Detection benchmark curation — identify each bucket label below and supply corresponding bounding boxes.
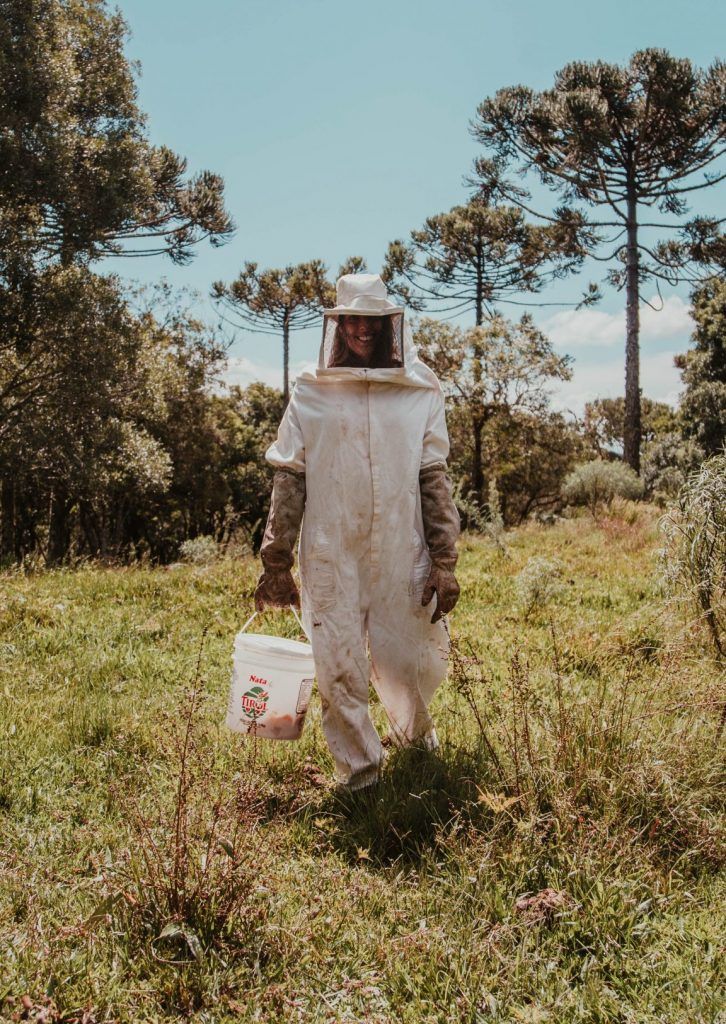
[240,685,269,720]
[296,678,315,715]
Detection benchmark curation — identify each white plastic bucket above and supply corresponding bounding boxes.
[225,609,317,741]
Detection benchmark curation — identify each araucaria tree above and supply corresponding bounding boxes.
[212,261,336,403]
[0,0,234,270]
[383,193,591,326]
[471,49,726,472]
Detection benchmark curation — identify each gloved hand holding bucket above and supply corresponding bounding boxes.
[225,606,316,741]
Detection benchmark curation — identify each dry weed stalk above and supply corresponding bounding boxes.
[101,627,269,959]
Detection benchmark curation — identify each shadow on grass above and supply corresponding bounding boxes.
[307,741,497,867]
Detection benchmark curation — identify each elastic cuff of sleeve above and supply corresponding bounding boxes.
[419,461,449,477]
[260,556,294,573]
[430,555,458,571]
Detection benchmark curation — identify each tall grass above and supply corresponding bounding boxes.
[1,514,724,1022]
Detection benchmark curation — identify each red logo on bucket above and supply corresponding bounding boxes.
[249,673,268,687]
[240,685,269,720]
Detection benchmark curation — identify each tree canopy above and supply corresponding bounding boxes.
[676,275,726,455]
[383,196,591,326]
[471,48,726,472]
[0,0,234,275]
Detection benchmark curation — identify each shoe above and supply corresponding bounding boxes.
[333,768,381,797]
[381,726,439,752]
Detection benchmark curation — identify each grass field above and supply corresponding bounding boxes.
[1,506,724,1023]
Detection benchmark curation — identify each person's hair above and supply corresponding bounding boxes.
[329,314,403,368]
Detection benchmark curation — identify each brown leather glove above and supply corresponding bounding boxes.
[421,566,460,623]
[254,469,306,612]
[419,462,461,623]
[255,570,301,611]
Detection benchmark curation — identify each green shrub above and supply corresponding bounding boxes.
[660,450,726,662]
[514,555,566,618]
[453,479,508,555]
[562,459,644,516]
[178,535,219,565]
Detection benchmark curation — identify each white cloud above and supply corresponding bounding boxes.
[549,349,682,416]
[222,356,310,390]
[541,294,693,350]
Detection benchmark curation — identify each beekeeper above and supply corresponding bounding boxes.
[254,273,460,791]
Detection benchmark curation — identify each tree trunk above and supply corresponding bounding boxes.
[471,323,485,503]
[282,319,290,405]
[47,484,71,564]
[472,417,484,503]
[1,475,16,562]
[623,185,641,473]
[475,248,484,327]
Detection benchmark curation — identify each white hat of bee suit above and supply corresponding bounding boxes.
[322,273,404,316]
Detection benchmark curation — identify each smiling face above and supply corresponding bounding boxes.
[326,311,403,369]
[340,315,386,363]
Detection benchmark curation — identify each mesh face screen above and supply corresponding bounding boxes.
[321,312,404,369]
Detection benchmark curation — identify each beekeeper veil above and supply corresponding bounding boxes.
[320,274,405,370]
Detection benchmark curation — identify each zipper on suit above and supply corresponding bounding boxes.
[365,372,381,580]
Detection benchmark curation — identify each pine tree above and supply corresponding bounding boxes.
[472,49,726,472]
[211,262,334,404]
[383,194,592,327]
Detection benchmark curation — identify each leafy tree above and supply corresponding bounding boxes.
[383,195,590,326]
[0,0,233,272]
[0,271,238,563]
[487,411,585,523]
[583,396,679,458]
[0,0,233,563]
[0,268,183,561]
[205,383,285,551]
[414,315,574,514]
[211,261,336,403]
[641,432,703,503]
[676,276,726,455]
[0,269,290,565]
[472,49,726,472]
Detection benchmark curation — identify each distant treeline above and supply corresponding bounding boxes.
[1,268,723,565]
[1,0,723,564]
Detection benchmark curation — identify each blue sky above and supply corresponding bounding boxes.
[106,0,725,412]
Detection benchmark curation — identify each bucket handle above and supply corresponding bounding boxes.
[239,604,304,635]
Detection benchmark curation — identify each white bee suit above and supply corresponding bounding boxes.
[265,319,457,790]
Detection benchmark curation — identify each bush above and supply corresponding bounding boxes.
[179,535,219,565]
[660,450,726,662]
[514,555,566,618]
[104,640,269,961]
[562,459,644,516]
[453,479,508,555]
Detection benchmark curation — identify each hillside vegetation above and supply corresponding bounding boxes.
[1,508,724,1023]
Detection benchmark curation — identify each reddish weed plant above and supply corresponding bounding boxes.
[100,629,270,962]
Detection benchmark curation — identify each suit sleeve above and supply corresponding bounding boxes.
[420,385,451,470]
[265,392,306,474]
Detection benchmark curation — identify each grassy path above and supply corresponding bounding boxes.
[1,510,724,1022]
